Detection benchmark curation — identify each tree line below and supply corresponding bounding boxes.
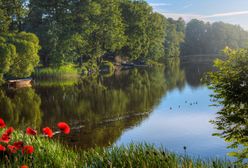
[1,0,248,81]
[26,0,185,65]
[0,0,185,80]
[182,19,248,55]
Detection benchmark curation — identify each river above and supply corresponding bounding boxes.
[0,57,232,159]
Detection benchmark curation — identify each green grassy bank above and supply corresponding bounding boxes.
[0,131,244,168]
[33,64,79,79]
[32,61,116,79]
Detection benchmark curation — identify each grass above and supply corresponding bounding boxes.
[34,78,79,87]
[33,64,79,79]
[0,130,245,168]
[80,144,242,168]
[0,130,79,167]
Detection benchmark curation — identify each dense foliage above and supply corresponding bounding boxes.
[182,19,248,55]
[0,32,40,81]
[207,48,248,162]
[164,18,185,58]
[0,0,40,82]
[26,0,182,66]
[0,0,186,79]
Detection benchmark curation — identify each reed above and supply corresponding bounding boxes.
[0,131,243,168]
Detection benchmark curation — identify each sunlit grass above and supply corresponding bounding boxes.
[34,78,79,87]
[79,144,241,168]
[33,64,79,79]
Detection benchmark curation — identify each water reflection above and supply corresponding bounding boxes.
[33,67,169,148]
[0,57,235,158]
[0,88,42,129]
[182,62,214,88]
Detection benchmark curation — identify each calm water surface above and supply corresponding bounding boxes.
[0,58,232,159]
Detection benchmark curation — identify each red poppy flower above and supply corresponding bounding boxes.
[0,133,10,143]
[0,118,6,128]
[42,127,53,138]
[26,127,37,136]
[22,146,34,154]
[57,122,70,134]
[7,145,17,153]
[5,127,14,136]
[0,144,6,151]
[21,165,28,168]
[13,141,24,150]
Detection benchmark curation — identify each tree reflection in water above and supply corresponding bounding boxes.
[0,88,42,129]
[0,58,215,150]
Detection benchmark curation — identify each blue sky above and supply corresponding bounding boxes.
[147,0,248,30]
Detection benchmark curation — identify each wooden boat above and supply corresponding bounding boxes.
[8,78,32,88]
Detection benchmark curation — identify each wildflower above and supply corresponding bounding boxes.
[5,127,14,136]
[0,118,6,128]
[0,133,10,143]
[22,146,34,154]
[7,145,17,153]
[42,127,53,138]
[57,122,70,134]
[13,141,24,150]
[21,165,28,168]
[26,127,37,136]
[0,144,6,151]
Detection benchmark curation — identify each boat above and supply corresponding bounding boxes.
[8,78,32,88]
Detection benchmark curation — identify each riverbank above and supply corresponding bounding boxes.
[32,60,160,79]
[0,130,243,168]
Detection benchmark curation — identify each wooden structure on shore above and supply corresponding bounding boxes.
[8,78,32,88]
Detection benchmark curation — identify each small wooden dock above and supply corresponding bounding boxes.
[8,78,32,88]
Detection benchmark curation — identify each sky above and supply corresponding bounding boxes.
[147,0,248,30]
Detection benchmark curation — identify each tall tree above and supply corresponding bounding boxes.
[0,32,40,80]
[0,0,27,32]
[145,12,167,61]
[182,19,248,55]
[71,0,126,63]
[120,0,152,60]
[164,18,185,58]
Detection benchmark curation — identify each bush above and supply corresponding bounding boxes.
[0,32,40,80]
[207,48,248,162]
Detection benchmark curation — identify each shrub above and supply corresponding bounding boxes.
[207,48,248,162]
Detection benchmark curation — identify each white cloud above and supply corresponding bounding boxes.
[183,4,193,9]
[162,10,248,22]
[161,12,203,22]
[161,11,248,30]
[202,11,248,19]
[149,3,171,7]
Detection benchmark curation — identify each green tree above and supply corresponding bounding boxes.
[182,19,248,55]
[0,0,27,32]
[0,32,40,80]
[0,5,11,32]
[27,0,126,66]
[0,39,16,82]
[146,12,166,61]
[207,48,248,162]
[120,0,152,60]
[182,19,207,55]
[164,18,185,58]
